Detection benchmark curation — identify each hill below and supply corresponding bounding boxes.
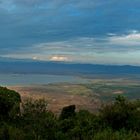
[0,58,140,75]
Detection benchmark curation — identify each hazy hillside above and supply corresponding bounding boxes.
[0,58,140,75]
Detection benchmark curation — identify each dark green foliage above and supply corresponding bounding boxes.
[0,87,140,140]
[0,87,21,120]
[59,105,76,120]
[22,99,48,118]
[93,129,140,140]
[21,99,58,140]
[100,95,140,131]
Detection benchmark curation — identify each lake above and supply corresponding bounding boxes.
[0,74,89,86]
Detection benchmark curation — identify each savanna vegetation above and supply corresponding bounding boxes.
[0,86,140,140]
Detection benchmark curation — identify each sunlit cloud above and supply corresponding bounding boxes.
[49,56,68,62]
[32,56,38,60]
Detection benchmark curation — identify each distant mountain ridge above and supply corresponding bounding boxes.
[0,57,140,75]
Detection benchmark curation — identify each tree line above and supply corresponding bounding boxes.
[0,86,140,140]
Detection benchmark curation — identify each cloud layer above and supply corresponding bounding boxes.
[0,0,140,65]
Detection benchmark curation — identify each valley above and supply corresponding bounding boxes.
[8,77,140,114]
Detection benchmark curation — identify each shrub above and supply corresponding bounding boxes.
[59,105,76,120]
[0,87,21,120]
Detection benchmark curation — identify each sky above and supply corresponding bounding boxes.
[0,0,140,65]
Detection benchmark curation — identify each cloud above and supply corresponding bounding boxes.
[1,0,140,65]
[32,56,38,60]
[0,0,103,8]
[109,31,140,46]
[2,31,140,65]
[49,56,68,61]
[31,32,140,55]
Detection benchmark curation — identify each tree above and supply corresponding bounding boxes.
[59,105,76,120]
[100,95,140,131]
[0,87,21,120]
[21,99,58,140]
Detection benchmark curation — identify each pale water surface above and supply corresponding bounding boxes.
[0,74,89,86]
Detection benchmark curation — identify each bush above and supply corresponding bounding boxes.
[100,95,140,131]
[0,87,140,140]
[59,105,76,120]
[93,129,140,140]
[21,99,58,140]
[0,87,21,120]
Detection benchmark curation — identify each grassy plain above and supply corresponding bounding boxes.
[8,76,140,114]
